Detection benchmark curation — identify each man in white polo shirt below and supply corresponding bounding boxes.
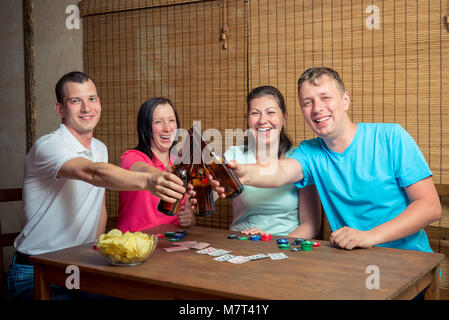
[7,71,189,300]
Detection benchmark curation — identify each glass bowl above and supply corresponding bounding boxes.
[96,235,158,266]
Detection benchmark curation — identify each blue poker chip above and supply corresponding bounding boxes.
[277,238,289,244]
[173,233,185,239]
[249,235,261,241]
[227,234,238,239]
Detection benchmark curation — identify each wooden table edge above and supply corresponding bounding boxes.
[388,253,444,300]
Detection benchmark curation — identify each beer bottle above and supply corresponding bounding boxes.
[157,128,194,216]
[157,163,192,216]
[201,139,244,199]
[191,164,215,217]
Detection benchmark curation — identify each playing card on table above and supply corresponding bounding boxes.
[196,247,217,254]
[227,256,250,264]
[268,252,288,260]
[188,242,210,250]
[247,253,269,261]
[208,249,232,257]
[172,241,197,246]
[163,246,189,252]
[213,254,235,262]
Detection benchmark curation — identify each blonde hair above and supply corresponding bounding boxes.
[297,67,346,94]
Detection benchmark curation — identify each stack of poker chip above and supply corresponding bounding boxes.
[249,235,261,241]
[227,234,270,241]
[277,238,290,249]
[292,238,305,246]
[261,234,272,241]
[301,241,314,251]
[165,230,186,241]
[288,238,302,252]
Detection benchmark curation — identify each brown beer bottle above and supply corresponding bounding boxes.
[201,139,244,199]
[191,164,215,217]
[157,163,192,216]
[157,128,194,216]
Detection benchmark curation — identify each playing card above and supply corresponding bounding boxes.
[187,242,210,250]
[247,253,269,260]
[172,241,197,246]
[268,252,288,260]
[196,247,217,254]
[208,249,232,257]
[163,246,189,252]
[213,254,235,262]
[227,256,250,264]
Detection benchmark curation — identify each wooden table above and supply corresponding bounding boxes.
[31,225,444,300]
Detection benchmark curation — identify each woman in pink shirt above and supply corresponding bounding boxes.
[117,97,194,232]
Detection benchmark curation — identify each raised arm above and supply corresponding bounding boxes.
[58,157,186,203]
[208,158,304,198]
[239,158,304,187]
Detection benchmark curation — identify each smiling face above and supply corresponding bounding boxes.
[247,94,287,146]
[150,103,178,155]
[55,79,101,140]
[298,74,350,140]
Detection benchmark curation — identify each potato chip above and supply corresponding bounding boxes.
[97,229,155,264]
[107,228,123,237]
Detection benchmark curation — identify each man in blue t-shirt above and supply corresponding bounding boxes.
[210,67,441,252]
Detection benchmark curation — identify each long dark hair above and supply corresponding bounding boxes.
[245,85,293,158]
[135,97,180,160]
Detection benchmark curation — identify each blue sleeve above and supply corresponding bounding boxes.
[286,143,314,189]
[392,125,432,187]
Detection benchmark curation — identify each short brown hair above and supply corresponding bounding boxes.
[55,71,94,104]
[297,67,346,94]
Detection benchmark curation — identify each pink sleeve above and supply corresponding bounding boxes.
[121,150,151,170]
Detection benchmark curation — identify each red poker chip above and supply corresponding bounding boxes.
[92,244,98,251]
[261,234,273,241]
[155,233,164,239]
[313,242,321,247]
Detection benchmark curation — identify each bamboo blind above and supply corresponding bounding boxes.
[247,0,449,289]
[82,0,247,229]
[248,0,449,184]
[82,0,449,287]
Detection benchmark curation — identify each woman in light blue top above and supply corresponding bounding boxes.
[224,86,321,237]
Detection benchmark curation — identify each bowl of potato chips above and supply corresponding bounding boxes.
[97,229,157,266]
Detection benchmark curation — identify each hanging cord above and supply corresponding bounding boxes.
[219,0,229,49]
[445,1,449,31]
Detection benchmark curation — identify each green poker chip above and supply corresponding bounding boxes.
[238,236,249,240]
[168,237,180,242]
[301,241,314,251]
[165,231,175,237]
[278,243,290,249]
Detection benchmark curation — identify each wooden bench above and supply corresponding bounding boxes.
[426,184,449,298]
[426,184,449,241]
